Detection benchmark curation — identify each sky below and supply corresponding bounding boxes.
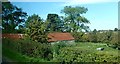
[9,0,119,31]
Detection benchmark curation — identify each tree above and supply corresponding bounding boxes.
[46,14,64,32]
[104,30,113,43]
[71,32,84,42]
[2,2,27,33]
[61,6,90,32]
[93,29,97,33]
[87,32,97,42]
[114,28,118,31]
[25,14,47,43]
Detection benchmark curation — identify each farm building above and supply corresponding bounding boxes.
[47,32,75,44]
[1,32,75,44]
[1,34,24,39]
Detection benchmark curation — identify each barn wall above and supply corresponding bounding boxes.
[50,40,75,45]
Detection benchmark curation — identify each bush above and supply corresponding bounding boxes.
[71,32,84,42]
[51,42,68,60]
[51,42,67,54]
[54,47,119,62]
[71,31,120,50]
[2,38,21,51]
[2,37,53,61]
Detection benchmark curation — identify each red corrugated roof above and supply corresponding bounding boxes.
[1,33,74,42]
[47,32,74,42]
[2,34,23,39]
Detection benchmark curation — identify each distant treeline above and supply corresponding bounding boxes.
[71,30,120,49]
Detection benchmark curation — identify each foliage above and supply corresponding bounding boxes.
[2,38,53,61]
[46,14,64,32]
[51,42,70,54]
[25,14,47,43]
[71,32,84,42]
[114,28,118,31]
[110,31,120,49]
[50,42,67,60]
[2,2,27,33]
[51,41,76,61]
[61,6,90,32]
[54,43,119,62]
[81,33,89,42]
[72,30,120,50]
[3,47,47,62]
[2,37,120,62]
[88,32,97,42]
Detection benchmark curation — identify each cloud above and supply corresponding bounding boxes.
[62,0,119,6]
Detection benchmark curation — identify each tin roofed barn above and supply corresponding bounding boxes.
[2,32,75,44]
[47,32,75,44]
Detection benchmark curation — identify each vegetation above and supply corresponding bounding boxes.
[61,6,90,32]
[54,43,119,62]
[2,1,119,63]
[46,14,64,32]
[2,2,27,33]
[71,30,120,50]
[3,47,47,62]
[3,38,120,63]
[25,14,47,43]
[2,38,53,61]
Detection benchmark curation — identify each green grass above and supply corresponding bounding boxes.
[74,42,119,55]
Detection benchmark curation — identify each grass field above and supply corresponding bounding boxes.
[75,42,119,55]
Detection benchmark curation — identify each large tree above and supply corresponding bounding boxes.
[2,2,27,33]
[61,6,90,32]
[25,14,47,43]
[46,14,64,32]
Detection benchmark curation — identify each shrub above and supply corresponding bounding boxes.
[71,32,84,42]
[25,14,48,43]
[2,38,21,51]
[2,37,53,61]
[50,42,67,60]
[71,31,120,50]
[54,47,119,62]
[51,42,67,54]
[51,41,76,60]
